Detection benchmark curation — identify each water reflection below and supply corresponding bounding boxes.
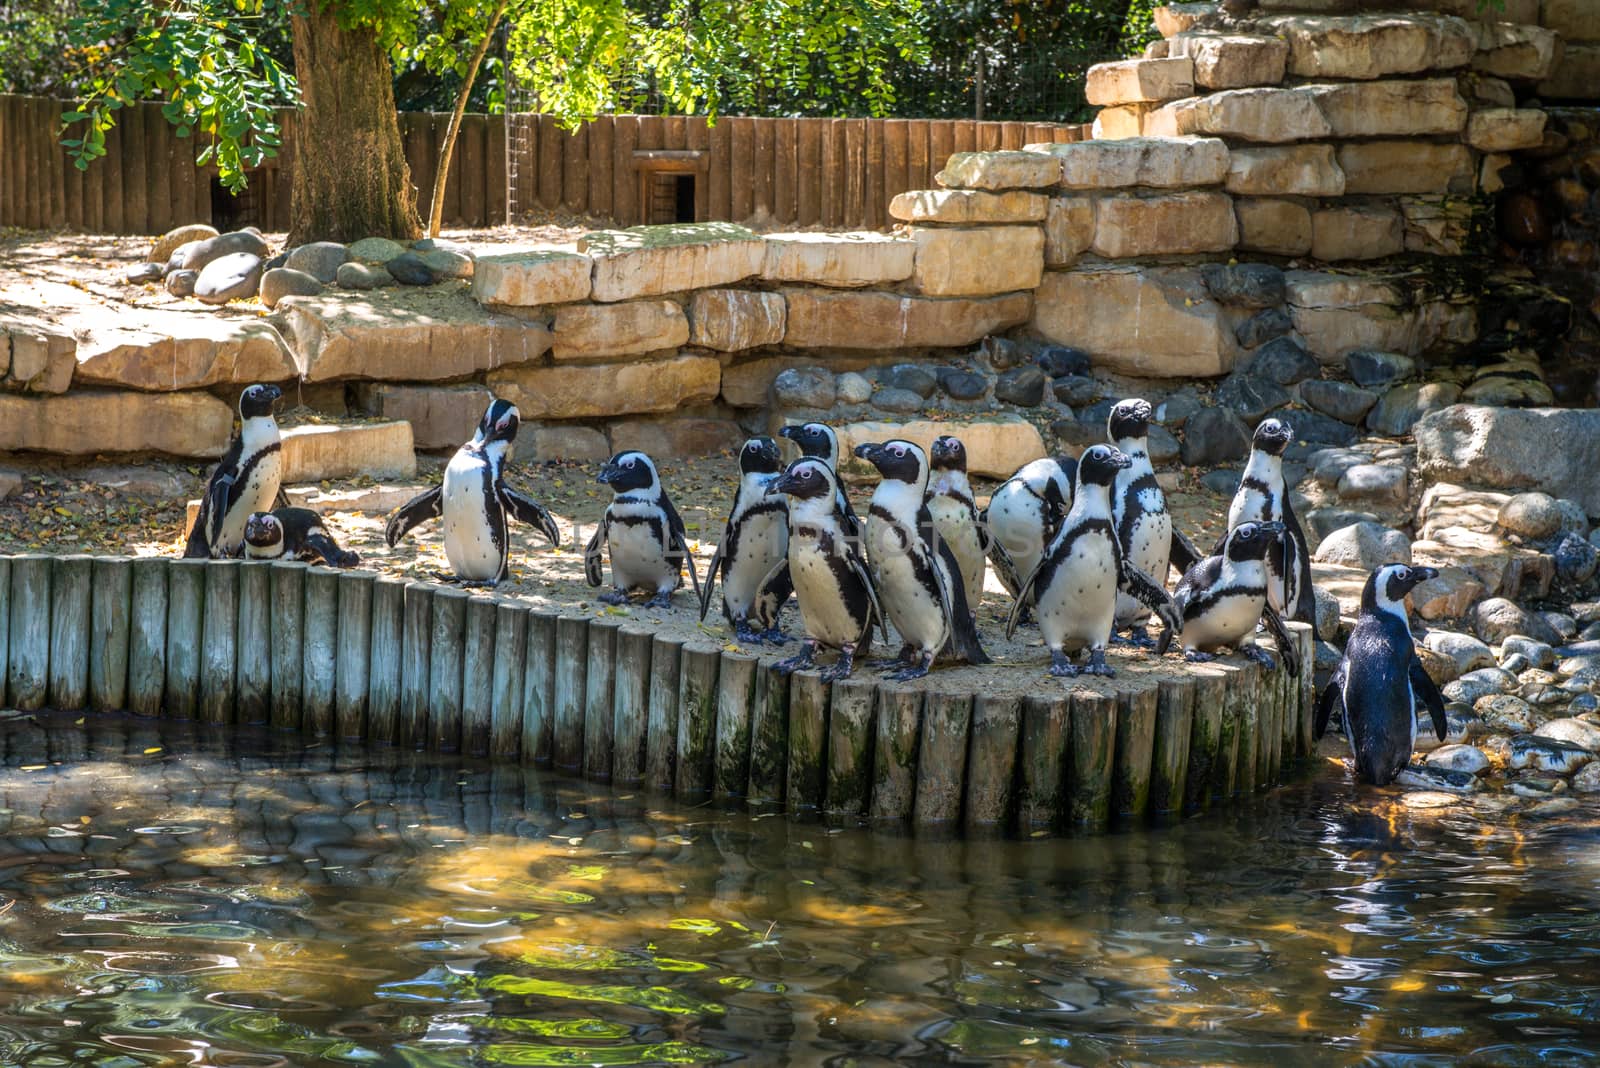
[0,714,1596,1065]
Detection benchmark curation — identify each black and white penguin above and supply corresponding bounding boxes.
[1315,564,1447,786]
[243,508,360,568]
[1006,445,1177,678]
[854,439,989,680]
[1106,398,1201,646]
[585,450,701,608]
[926,435,990,611]
[184,383,284,559]
[1221,417,1315,624]
[385,398,561,586]
[777,422,861,540]
[1160,520,1301,675]
[980,454,1076,609]
[765,457,883,682]
[699,436,792,643]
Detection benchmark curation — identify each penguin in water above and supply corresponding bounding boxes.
[699,436,792,643]
[385,399,562,586]
[1106,398,1202,646]
[765,457,884,682]
[926,435,990,612]
[184,383,285,559]
[1220,417,1315,624]
[777,422,861,539]
[854,439,989,680]
[1315,564,1448,786]
[586,450,701,608]
[1159,520,1301,675]
[980,455,1076,617]
[1006,444,1178,678]
[243,508,360,568]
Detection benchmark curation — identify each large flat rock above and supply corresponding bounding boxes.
[72,309,297,392]
[782,289,1032,349]
[472,249,592,307]
[761,232,915,288]
[935,151,1062,191]
[486,354,721,420]
[1091,191,1238,257]
[1262,13,1473,80]
[1085,57,1196,106]
[0,390,234,457]
[281,421,417,482]
[910,226,1044,296]
[1225,144,1345,196]
[1309,78,1467,137]
[1168,33,1289,89]
[278,286,552,384]
[1416,405,1600,515]
[1031,266,1236,377]
[1028,137,1230,189]
[1147,87,1330,142]
[578,222,764,301]
[0,314,76,394]
[353,383,493,450]
[833,415,1046,479]
[551,299,689,361]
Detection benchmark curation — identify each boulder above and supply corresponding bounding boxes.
[688,289,785,351]
[418,248,473,280]
[353,383,494,450]
[995,366,1048,406]
[284,242,348,284]
[335,262,395,290]
[1335,461,1405,503]
[150,224,219,266]
[935,151,1061,191]
[1215,372,1290,423]
[761,232,915,287]
[1310,204,1405,261]
[1541,0,1600,41]
[1235,197,1313,255]
[383,252,434,286]
[281,421,416,482]
[1224,144,1345,197]
[258,267,323,309]
[1281,408,1358,446]
[1146,87,1330,143]
[1412,566,1485,621]
[472,250,593,306]
[1415,405,1600,515]
[193,252,265,305]
[0,390,234,457]
[1346,348,1416,388]
[1044,197,1096,265]
[1033,137,1230,189]
[487,354,721,420]
[71,311,295,393]
[911,226,1044,296]
[1497,492,1564,540]
[180,231,270,274]
[835,416,1045,479]
[1201,263,1287,308]
[773,367,838,410]
[1540,44,1600,101]
[1308,78,1468,137]
[125,262,163,285]
[1465,107,1547,152]
[1031,266,1236,378]
[1168,34,1290,89]
[1235,307,1295,349]
[578,222,764,301]
[1305,380,1380,425]
[1090,192,1238,257]
[1263,13,1472,80]
[940,368,989,401]
[165,269,198,298]
[346,237,407,263]
[1472,21,1560,81]
[1085,57,1196,105]
[1312,521,1411,568]
[550,300,690,361]
[783,289,1030,349]
[1247,336,1319,384]
[1180,407,1252,465]
[888,189,1046,224]
[1475,596,1563,646]
[836,372,874,404]
[1337,141,1475,196]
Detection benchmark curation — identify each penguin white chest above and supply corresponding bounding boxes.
[215,448,283,556]
[790,540,864,647]
[1038,529,1118,651]
[441,452,503,581]
[723,510,787,615]
[1115,504,1171,625]
[929,495,985,603]
[608,516,676,592]
[1182,590,1265,651]
[866,516,948,653]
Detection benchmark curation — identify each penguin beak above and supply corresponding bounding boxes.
[597,462,619,485]
[777,425,799,443]
[265,385,282,402]
[1413,566,1439,583]
[1259,521,1287,538]
[766,472,797,497]
[852,442,884,467]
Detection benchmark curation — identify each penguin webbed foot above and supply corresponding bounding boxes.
[821,643,857,683]
[733,621,764,645]
[645,591,674,609]
[457,579,499,590]
[1183,649,1216,663]
[774,641,818,676]
[598,589,630,606]
[1242,644,1279,671]
[1049,649,1080,678]
[1084,648,1115,677]
[1112,628,1157,649]
[871,644,918,670]
[760,626,789,645]
[883,651,933,682]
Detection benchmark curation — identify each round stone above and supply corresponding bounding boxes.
[1534,717,1600,752]
[1424,630,1496,675]
[1475,598,1563,646]
[1477,693,1537,734]
[284,241,348,284]
[259,267,324,309]
[937,368,988,401]
[193,252,264,305]
[1425,744,1490,776]
[180,230,270,274]
[773,367,836,410]
[1301,379,1379,425]
[386,251,434,286]
[873,387,925,414]
[883,363,938,398]
[1555,533,1598,584]
[995,366,1047,407]
[347,236,408,263]
[1311,521,1411,569]
[1502,634,1556,669]
[1497,492,1564,540]
[149,223,219,265]
[835,372,873,405]
[125,261,163,285]
[1345,349,1416,389]
[165,269,198,298]
[1050,374,1101,407]
[418,247,474,279]
[1247,336,1319,386]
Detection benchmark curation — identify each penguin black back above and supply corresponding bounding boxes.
[244,507,360,568]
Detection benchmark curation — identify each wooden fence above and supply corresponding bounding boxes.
[0,94,1085,236]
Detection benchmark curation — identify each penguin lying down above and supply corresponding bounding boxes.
[243,508,360,568]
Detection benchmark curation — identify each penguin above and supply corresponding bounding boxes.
[385,398,562,586]
[184,383,285,559]
[585,450,701,608]
[764,457,884,682]
[243,508,360,568]
[926,435,990,612]
[980,454,1076,613]
[777,422,861,540]
[1159,520,1301,675]
[1106,398,1202,646]
[854,439,989,680]
[1220,417,1315,624]
[1315,564,1448,786]
[1006,444,1178,678]
[699,436,792,643]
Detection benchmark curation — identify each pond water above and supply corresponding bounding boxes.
[0,715,1598,1067]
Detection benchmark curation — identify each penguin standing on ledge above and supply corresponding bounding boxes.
[1221,417,1315,624]
[1316,564,1448,786]
[244,508,360,568]
[926,435,990,612]
[778,422,861,540]
[1160,520,1300,675]
[700,436,792,643]
[1106,398,1200,645]
[385,399,562,586]
[184,383,284,559]
[586,450,701,608]
[981,455,1076,614]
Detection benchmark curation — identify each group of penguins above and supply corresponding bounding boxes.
[180,384,1449,786]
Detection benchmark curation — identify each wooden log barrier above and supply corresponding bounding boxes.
[462,595,498,756]
[1113,686,1157,822]
[582,618,619,781]
[366,577,405,745]
[1067,689,1115,831]
[7,554,51,710]
[713,650,759,802]
[915,690,972,826]
[268,561,306,731]
[0,558,10,704]
[301,566,341,737]
[127,557,168,717]
[1018,691,1068,833]
[610,626,652,786]
[89,557,132,715]
[674,643,720,802]
[966,693,1021,833]
[1294,621,1316,760]
[1222,662,1260,798]
[198,559,239,724]
[785,670,828,812]
[427,588,469,752]
[47,554,92,711]
[825,675,875,819]
[163,558,206,721]
[644,635,683,792]
[489,603,527,761]
[1149,677,1194,816]
[398,580,433,750]
[869,682,920,823]
[748,663,791,806]
[521,611,556,766]
[552,614,589,770]
[236,561,272,726]
[1185,670,1226,810]
[336,571,375,743]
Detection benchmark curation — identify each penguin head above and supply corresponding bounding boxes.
[476,398,521,446]
[238,384,282,420]
[1107,398,1153,443]
[767,458,836,502]
[1075,444,1132,488]
[1365,563,1438,617]
[853,439,928,488]
[1224,520,1286,563]
[597,450,658,494]
[778,422,839,467]
[243,511,283,549]
[929,435,968,473]
[738,436,783,476]
[1252,418,1294,457]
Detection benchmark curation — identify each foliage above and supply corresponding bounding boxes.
[0,0,87,96]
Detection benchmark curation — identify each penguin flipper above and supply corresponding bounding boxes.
[933,535,990,665]
[1281,492,1317,624]
[183,486,217,559]
[1118,558,1178,635]
[1409,656,1449,742]
[844,540,889,645]
[1004,558,1044,641]
[697,539,725,622]
[385,486,443,548]
[661,493,702,601]
[839,492,863,543]
[1259,604,1301,678]
[303,529,359,569]
[584,514,609,588]
[499,486,562,548]
[1168,524,1203,577]
[985,530,1023,600]
[1314,660,1347,740]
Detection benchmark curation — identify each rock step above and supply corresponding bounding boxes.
[281,421,417,483]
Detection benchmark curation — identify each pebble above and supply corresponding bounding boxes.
[385,252,434,286]
[937,368,988,401]
[125,262,163,285]
[1424,744,1490,775]
[872,387,925,414]
[835,372,873,405]
[1443,708,1485,744]
[1510,777,1566,798]
[1539,611,1578,640]
[1571,693,1600,715]
[1534,717,1600,752]
[773,367,836,410]
[193,252,264,305]
[335,262,395,290]
[258,267,324,309]
[995,366,1047,407]
[284,241,348,284]
[1477,693,1536,734]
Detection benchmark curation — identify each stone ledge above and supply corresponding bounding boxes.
[1028,136,1230,189]
[689,289,786,351]
[1086,57,1196,106]
[578,222,765,302]
[0,315,76,394]
[1261,13,1474,80]
[910,226,1045,297]
[761,232,915,288]
[1336,142,1475,195]
[782,289,1032,349]
[1309,78,1468,138]
[472,249,592,307]
[1225,144,1345,197]
[1167,34,1290,89]
[1147,87,1331,143]
[888,189,1047,224]
[486,354,722,420]
[0,390,234,458]
[1539,44,1600,101]
[352,383,493,451]
[551,300,689,361]
[281,421,417,482]
[1473,21,1561,81]
[935,151,1062,191]
[72,311,296,393]
[1031,266,1236,377]
[1091,191,1239,257]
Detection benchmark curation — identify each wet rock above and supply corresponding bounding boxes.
[125,262,163,285]
[1246,336,1319,386]
[1535,717,1600,752]
[386,252,434,286]
[1475,597,1563,646]
[1313,521,1411,569]
[1180,407,1252,466]
[1497,190,1549,247]
[1508,735,1593,775]
[165,269,198,298]
[1345,349,1416,389]
[1365,382,1461,437]
[836,372,873,405]
[1301,380,1378,425]
[1396,766,1479,794]
[1215,372,1290,423]
[1235,307,1294,350]
[1510,777,1566,798]
[285,242,348,284]
[873,387,925,414]
[1200,262,1286,308]
[1424,744,1490,776]
[1280,408,1357,447]
[938,368,988,401]
[1424,631,1496,674]
[193,252,264,305]
[883,364,938,398]
[347,237,407,263]
[1555,533,1598,584]
[1574,694,1600,716]
[1502,635,1556,669]
[1572,762,1600,792]
[1443,707,1485,743]
[1553,498,1589,537]
[1478,693,1537,734]
[774,367,836,409]
[1445,667,1518,706]
[1497,492,1563,540]
[1051,374,1101,407]
[995,366,1048,406]
[259,267,323,309]
[1401,789,1464,809]
[1035,345,1090,378]
[1335,463,1406,506]
[1313,586,1340,642]
[335,262,395,290]
[1306,507,1380,541]
[1156,389,1203,427]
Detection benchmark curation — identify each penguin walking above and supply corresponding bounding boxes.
[1220,417,1315,624]
[243,508,360,568]
[385,399,562,586]
[765,458,883,682]
[1106,398,1201,646]
[1159,520,1301,675]
[777,422,861,540]
[184,383,285,559]
[1315,564,1448,786]
[1006,445,1178,678]
[699,437,792,643]
[980,455,1076,615]
[854,439,989,680]
[926,435,990,612]
[585,450,701,608]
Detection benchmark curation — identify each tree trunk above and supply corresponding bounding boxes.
[288,7,421,244]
